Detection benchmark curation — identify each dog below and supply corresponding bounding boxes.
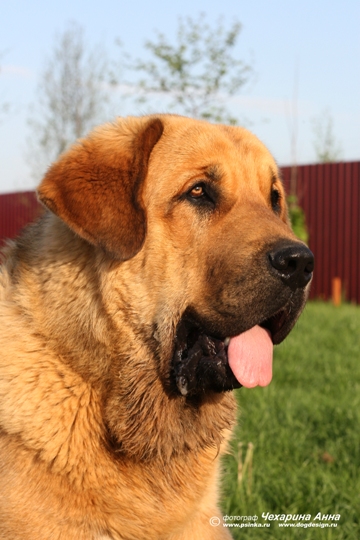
[0,115,314,539]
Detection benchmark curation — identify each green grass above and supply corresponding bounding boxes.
[221,302,360,539]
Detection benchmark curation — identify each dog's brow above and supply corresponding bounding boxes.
[204,166,222,183]
[271,169,280,185]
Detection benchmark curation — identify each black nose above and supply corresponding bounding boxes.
[268,243,314,290]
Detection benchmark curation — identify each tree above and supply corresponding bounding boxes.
[126,15,252,124]
[27,22,110,179]
[312,109,342,163]
[0,52,11,122]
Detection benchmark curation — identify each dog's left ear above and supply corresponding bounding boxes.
[37,117,164,260]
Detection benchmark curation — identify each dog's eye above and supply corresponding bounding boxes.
[185,182,216,209]
[189,185,205,198]
[271,189,281,213]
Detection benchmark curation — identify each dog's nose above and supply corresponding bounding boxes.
[268,243,314,289]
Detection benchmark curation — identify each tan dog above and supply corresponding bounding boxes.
[0,115,313,539]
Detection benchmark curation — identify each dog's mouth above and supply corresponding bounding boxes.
[171,303,292,397]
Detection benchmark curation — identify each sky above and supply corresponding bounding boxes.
[1,0,359,193]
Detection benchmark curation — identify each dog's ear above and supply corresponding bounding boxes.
[37,117,164,260]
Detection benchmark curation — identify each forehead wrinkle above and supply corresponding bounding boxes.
[203,165,223,183]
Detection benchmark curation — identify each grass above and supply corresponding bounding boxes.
[220,302,360,539]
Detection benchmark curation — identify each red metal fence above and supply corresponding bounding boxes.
[0,191,42,248]
[1,161,359,303]
[281,162,360,304]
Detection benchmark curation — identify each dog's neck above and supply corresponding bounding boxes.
[3,213,236,465]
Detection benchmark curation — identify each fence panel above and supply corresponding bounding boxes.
[0,192,42,248]
[281,162,360,304]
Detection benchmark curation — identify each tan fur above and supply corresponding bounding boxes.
[0,115,302,539]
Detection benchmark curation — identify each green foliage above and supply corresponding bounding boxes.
[221,302,360,538]
[127,14,252,124]
[287,195,309,244]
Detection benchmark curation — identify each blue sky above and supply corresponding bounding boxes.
[1,0,359,193]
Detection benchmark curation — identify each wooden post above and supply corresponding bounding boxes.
[332,277,342,306]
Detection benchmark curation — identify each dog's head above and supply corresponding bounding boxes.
[38,115,314,398]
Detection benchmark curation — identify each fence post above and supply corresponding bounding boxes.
[332,277,342,306]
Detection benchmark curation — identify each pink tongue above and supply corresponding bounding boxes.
[228,325,273,388]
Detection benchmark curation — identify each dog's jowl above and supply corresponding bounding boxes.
[0,115,313,540]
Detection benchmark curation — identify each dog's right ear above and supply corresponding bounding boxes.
[37,117,164,261]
